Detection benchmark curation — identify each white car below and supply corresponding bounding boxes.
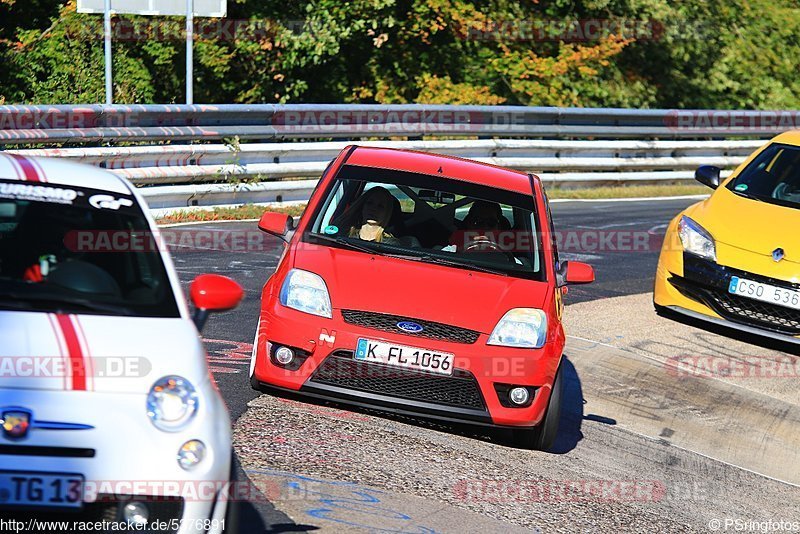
[0,155,242,533]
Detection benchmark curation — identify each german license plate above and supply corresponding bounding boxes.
[729,276,800,310]
[355,338,455,376]
[0,471,83,509]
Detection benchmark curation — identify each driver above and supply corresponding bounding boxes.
[449,200,504,252]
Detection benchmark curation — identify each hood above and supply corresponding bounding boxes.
[687,186,800,265]
[293,244,549,333]
[0,311,208,394]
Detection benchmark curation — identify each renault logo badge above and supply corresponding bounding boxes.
[773,248,785,262]
[1,409,31,439]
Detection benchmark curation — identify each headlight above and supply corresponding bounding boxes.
[146,376,198,432]
[488,308,548,349]
[678,216,716,261]
[279,269,332,318]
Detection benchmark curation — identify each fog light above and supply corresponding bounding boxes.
[509,387,530,406]
[177,439,206,471]
[123,502,149,526]
[275,346,294,365]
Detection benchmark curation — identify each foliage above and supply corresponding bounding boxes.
[1,0,799,109]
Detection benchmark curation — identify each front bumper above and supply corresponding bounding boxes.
[655,230,800,343]
[252,304,563,428]
[0,388,232,534]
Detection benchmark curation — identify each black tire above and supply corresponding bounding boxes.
[249,373,261,392]
[224,453,240,533]
[512,361,564,451]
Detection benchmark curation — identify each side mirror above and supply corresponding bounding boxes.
[695,165,721,189]
[556,261,595,287]
[258,212,296,240]
[190,274,244,331]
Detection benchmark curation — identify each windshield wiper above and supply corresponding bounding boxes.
[385,253,509,277]
[732,189,766,203]
[308,233,384,255]
[0,290,134,315]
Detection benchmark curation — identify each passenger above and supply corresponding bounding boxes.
[346,186,399,244]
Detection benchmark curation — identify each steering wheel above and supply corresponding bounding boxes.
[463,235,517,262]
[464,235,501,252]
[773,182,800,202]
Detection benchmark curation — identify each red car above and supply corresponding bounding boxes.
[249,146,594,450]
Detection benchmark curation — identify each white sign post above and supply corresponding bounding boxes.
[77,0,227,105]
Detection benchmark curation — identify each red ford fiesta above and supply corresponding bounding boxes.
[249,146,594,450]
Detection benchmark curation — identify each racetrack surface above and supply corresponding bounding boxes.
[171,197,799,532]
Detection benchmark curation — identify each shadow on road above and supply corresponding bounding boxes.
[656,306,800,356]
[549,356,616,455]
[254,355,619,455]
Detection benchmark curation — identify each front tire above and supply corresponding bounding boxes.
[512,361,564,451]
[224,453,240,533]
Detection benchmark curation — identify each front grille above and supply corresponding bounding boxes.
[309,351,486,410]
[671,276,800,334]
[0,495,183,533]
[341,310,480,344]
[707,289,800,333]
[674,254,800,335]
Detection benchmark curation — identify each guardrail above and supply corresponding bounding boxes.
[1,104,785,209]
[8,138,761,209]
[0,104,793,144]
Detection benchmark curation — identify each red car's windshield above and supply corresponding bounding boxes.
[304,165,545,281]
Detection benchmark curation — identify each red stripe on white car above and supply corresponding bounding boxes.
[55,314,87,391]
[6,154,45,182]
[2,154,24,181]
[47,314,70,390]
[73,317,94,391]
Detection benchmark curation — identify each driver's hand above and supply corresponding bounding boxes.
[24,254,57,283]
[23,264,43,283]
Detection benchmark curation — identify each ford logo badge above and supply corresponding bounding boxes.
[397,321,424,333]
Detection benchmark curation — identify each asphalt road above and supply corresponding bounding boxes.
[171,196,720,531]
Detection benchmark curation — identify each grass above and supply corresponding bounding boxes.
[546,184,709,199]
[155,184,709,224]
[156,203,306,225]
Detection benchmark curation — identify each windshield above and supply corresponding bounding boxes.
[0,180,179,317]
[304,165,545,280]
[726,143,800,209]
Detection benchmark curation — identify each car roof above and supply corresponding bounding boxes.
[0,154,132,195]
[771,131,800,146]
[345,146,538,195]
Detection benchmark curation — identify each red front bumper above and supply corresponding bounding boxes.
[252,301,563,428]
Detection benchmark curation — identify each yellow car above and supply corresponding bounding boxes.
[654,131,800,344]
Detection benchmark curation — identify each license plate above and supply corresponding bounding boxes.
[355,338,455,376]
[0,471,83,509]
[728,276,800,310]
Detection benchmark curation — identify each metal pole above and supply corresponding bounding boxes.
[186,0,194,104]
[104,0,112,104]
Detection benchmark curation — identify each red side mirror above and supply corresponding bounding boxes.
[565,261,595,285]
[258,212,295,238]
[190,274,243,331]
